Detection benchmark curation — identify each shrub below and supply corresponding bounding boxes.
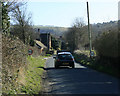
[93,29,118,67]
[94,30,118,58]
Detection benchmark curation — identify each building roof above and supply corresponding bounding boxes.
[35,40,47,49]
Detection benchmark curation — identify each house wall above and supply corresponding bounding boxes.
[40,33,51,50]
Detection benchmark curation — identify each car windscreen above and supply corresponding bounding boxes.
[58,54,73,60]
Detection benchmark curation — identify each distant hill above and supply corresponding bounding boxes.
[33,25,69,37]
[33,21,118,39]
[91,21,118,39]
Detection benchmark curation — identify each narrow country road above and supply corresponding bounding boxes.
[43,57,119,95]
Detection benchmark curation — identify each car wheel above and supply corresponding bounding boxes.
[71,63,75,68]
[55,64,59,68]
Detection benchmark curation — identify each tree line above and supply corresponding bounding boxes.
[65,17,119,67]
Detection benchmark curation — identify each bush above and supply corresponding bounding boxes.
[93,29,119,68]
[94,30,118,58]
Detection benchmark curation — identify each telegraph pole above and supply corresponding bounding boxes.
[87,1,92,58]
[47,32,48,50]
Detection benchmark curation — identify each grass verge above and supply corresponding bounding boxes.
[19,56,47,94]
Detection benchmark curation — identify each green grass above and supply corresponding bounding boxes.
[20,56,47,94]
[3,56,48,95]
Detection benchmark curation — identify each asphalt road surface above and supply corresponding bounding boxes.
[43,57,119,96]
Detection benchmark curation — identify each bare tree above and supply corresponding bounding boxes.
[2,0,26,34]
[4,0,26,12]
[71,17,85,28]
[10,5,34,44]
[65,17,87,52]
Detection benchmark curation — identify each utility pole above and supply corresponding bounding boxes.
[87,1,92,58]
[47,32,48,50]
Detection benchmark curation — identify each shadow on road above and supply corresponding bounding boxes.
[38,66,70,70]
[45,67,74,70]
[38,66,82,70]
[46,67,119,95]
[43,57,119,95]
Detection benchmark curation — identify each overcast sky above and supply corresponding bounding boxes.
[27,0,118,27]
